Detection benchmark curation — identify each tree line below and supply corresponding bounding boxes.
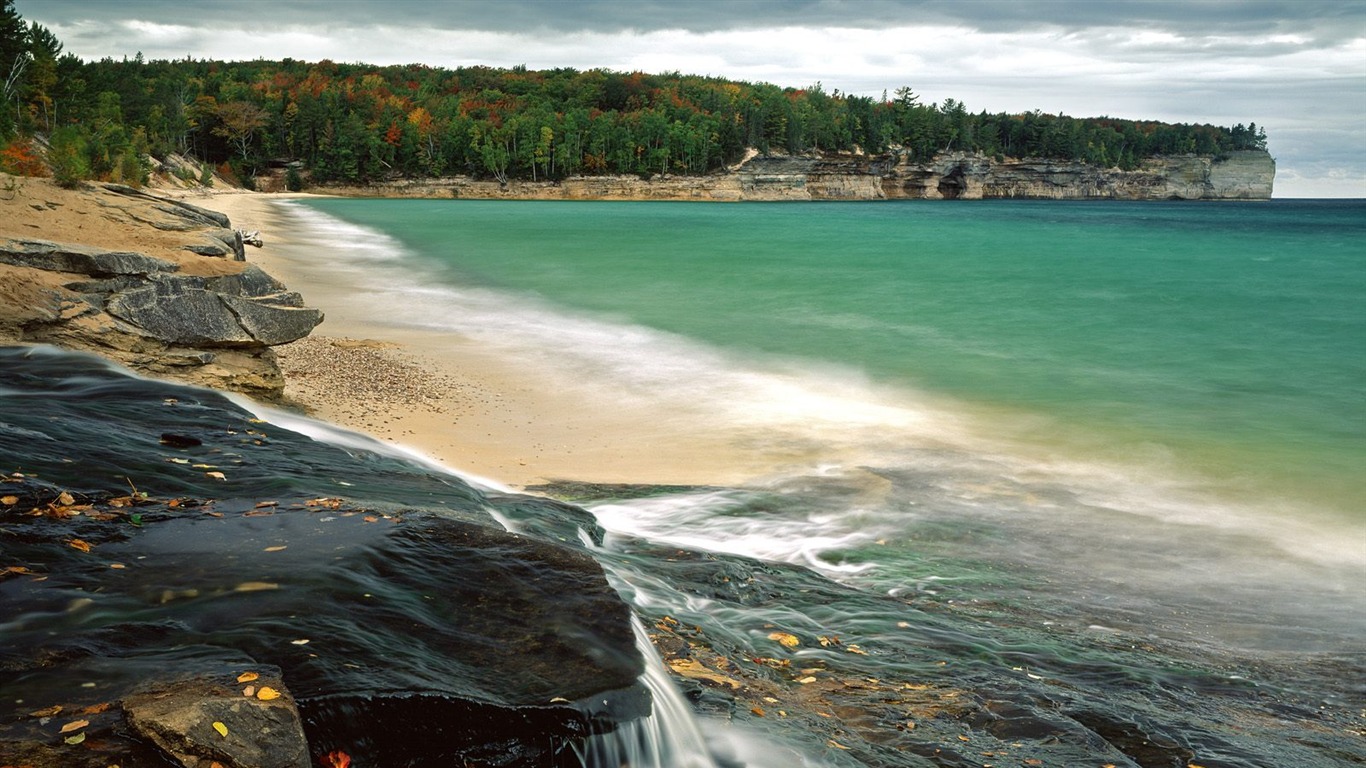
[0,1,1269,188]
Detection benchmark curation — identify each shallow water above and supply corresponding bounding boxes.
[271,198,1366,765]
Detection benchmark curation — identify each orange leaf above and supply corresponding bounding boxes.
[256,686,281,701]
[324,750,352,768]
[0,495,17,505]
[59,718,89,733]
[28,705,61,717]
[66,539,92,553]
[236,671,259,683]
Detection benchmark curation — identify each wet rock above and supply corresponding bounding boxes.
[0,355,650,767]
[124,674,309,768]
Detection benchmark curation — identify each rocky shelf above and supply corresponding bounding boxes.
[312,149,1275,202]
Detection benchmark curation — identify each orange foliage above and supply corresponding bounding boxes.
[0,138,49,177]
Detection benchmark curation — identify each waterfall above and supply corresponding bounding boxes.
[574,618,718,768]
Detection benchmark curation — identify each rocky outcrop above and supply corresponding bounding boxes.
[321,149,1275,202]
[0,180,321,399]
[0,348,651,767]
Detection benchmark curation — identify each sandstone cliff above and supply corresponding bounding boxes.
[0,176,322,399]
[319,149,1274,202]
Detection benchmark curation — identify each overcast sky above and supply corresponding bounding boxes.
[17,0,1366,197]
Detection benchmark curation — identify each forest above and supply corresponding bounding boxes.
[0,1,1269,188]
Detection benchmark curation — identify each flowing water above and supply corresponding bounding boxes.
[275,197,1365,766]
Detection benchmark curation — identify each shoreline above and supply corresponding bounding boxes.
[194,190,809,489]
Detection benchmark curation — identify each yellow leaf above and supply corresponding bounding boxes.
[60,718,89,733]
[66,539,92,553]
[263,545,287,552]
[57,492,75,505]
[236,671,259,683]
[256,686,281,701]
[212,721,228,738]
[0,495,17,505]
[767,631,800,648]
[205,471,226,481]
[291,638,310,645]
[64,731,86,745]
[235,582,278,592]
[827,740,850,750]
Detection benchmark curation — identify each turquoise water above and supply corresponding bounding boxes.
[299,198,1366,519]
[280,198,1366,765]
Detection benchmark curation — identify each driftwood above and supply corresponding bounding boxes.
[238,229,264,248]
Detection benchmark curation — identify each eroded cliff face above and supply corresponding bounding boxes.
[325,149,1274,202]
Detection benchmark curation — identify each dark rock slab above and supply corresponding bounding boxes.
[124,673,310,768]
[0,237,177,277]
[107,281,257,346]
[220,294,324,345]
[105,273,321,347]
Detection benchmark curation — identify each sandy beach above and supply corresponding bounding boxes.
[190,190,810,490]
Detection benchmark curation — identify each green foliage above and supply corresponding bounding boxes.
[199,162,213,186]
[284,164,303,191]
[0,1,1271,188]
[47,125,90,188]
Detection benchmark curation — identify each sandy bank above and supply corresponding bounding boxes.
[193,190,810,489]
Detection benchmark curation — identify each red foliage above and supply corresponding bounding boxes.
[321,751,351,768]
[0,138,49,177]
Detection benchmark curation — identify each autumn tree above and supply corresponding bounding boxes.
[213,100,267,163]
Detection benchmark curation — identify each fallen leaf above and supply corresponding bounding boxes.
[750,706,765,717]
[66,539,92,553]
[1024,760,1043,766]
[212,721,228,738]
[28,705,61,717]
[845,644,869,655]
[767,631,800,648]
[205,471,226,481]
[234,582,278,592]
[291,638,310,645]
[59,719,89,733]
[0,495,17,505]
[56,492,75,505]
[79,702,111,715]
[63,731,86,745]
[363,515,379,523]
[797,676,817,684]
[826,740,850,750]
[263,546,287,552]
[236,671,260,683]
[243,686,256,697]
[958,734,970,742]
[254,501,278,509]
[256,686,281,701]
[109,563,126,569]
